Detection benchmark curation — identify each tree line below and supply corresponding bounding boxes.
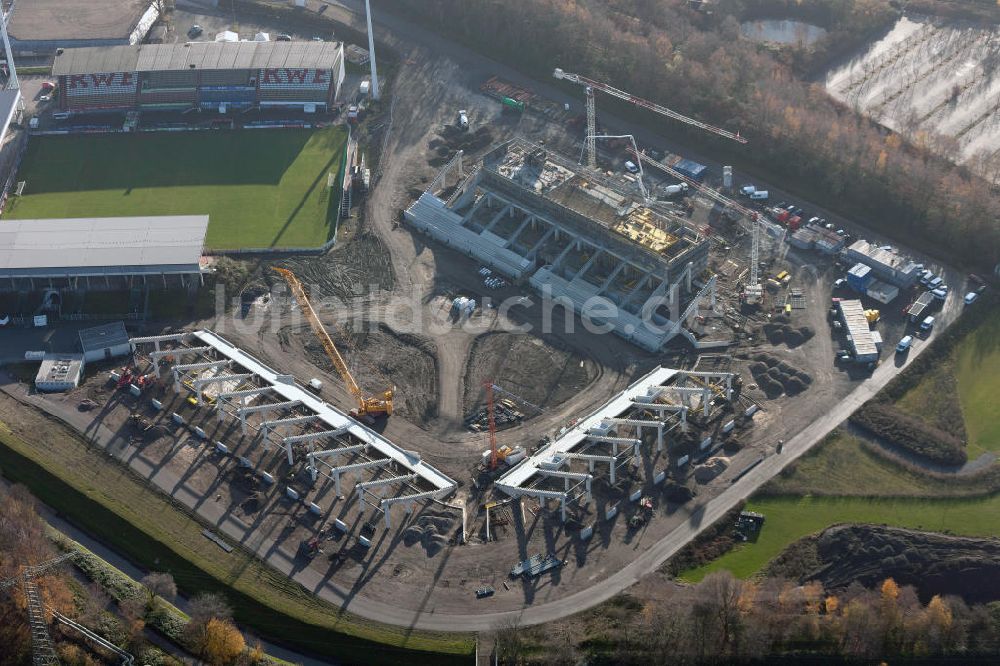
[386,0,1000,270]
[0,484,260,665]
[494,571,1000,664]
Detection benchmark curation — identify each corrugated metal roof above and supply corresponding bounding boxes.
[0,215,208,271]
[53,41,342,75]
[79,321,129,352]
[838,299,878,358]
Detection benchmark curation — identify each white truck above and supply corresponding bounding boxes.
[661,182,689,198]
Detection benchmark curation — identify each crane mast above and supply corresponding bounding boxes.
[1,552,77,666]
[272,267,393,417]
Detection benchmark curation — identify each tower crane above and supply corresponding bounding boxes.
[553,67,747,169]
[272,267,394,419]
[1,552,77,666]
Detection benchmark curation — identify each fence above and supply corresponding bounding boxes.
[0,129,30,214]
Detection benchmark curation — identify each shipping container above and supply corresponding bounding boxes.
[847,263,873,292]
[672,158,708,181]
[501,96,526,112]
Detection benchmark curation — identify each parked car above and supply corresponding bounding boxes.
[928,276,944,289]
[188,24,203,37]
[920,315,935,332]
[624,160,640,174]
[833,278,847,290]
[931,287,948,300]
[896,335,913,354]
[476,586,495,599]
[964,291,979,305]
[40,81,56,92]
[276,33,292,41]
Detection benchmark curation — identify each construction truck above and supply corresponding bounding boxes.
[272,267,394,420]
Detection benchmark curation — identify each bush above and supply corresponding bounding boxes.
[851,403,966,466]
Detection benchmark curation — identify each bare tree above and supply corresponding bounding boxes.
[141,571,177,606]
[492,615,524,665]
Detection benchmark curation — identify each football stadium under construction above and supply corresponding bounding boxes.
[406,138,720,352]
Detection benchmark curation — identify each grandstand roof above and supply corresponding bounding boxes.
[0,215,208,278]
[53,41,344,76]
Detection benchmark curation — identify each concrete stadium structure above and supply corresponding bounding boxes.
[0,215,208,291]
[497,365,739,521]
[405,139,719,352]
[129,330,458,528]
[52,41,346,113]
[7,0,159,56]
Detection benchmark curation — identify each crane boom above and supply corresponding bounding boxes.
[272,268,393,417]
[554,68,747,144]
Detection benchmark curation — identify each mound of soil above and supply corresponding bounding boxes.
[298,323,439,425]
[463,332,599,417]
[760,322,814,348]
[769,524,1000,603]
[748,353,812,400]
[401,510,458,556]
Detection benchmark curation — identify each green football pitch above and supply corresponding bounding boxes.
[5,126,348,250]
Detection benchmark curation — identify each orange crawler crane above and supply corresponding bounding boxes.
[272,267,394,419]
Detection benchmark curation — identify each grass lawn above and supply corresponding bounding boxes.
[764,431,1000,498]
[680,493,1000,583]
[0,416,472,664]
[956,311,1000,457]
[5,127,347,250]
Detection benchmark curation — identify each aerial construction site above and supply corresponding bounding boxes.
[0,6,964,647]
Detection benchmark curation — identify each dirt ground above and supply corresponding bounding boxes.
[462,332,601,419]
[767,524,1000,604]
[282,321,440,426]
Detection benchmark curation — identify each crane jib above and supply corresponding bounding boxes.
[557,69,748,144]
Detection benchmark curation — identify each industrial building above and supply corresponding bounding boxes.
[34,353,85,392]
[844,239,921,289]
[6,0,159,55]
[128,330,457,528]
[79,321,131,363]
[52,41,346,113]
[837,299,879,363]
[0,215,209,292]
[497,365,739,520]
[405,139,719,352]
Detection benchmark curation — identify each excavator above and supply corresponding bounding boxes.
[271,267,394,419]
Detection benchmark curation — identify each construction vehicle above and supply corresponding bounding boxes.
[483,381,542,469]
[272,267,394,419]
[116,366,153,391]
[865,309,881,325]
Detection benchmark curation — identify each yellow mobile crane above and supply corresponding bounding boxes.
[272,267,394,418]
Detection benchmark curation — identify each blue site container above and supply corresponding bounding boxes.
[846,263,873,292]
[672,158,708,182]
